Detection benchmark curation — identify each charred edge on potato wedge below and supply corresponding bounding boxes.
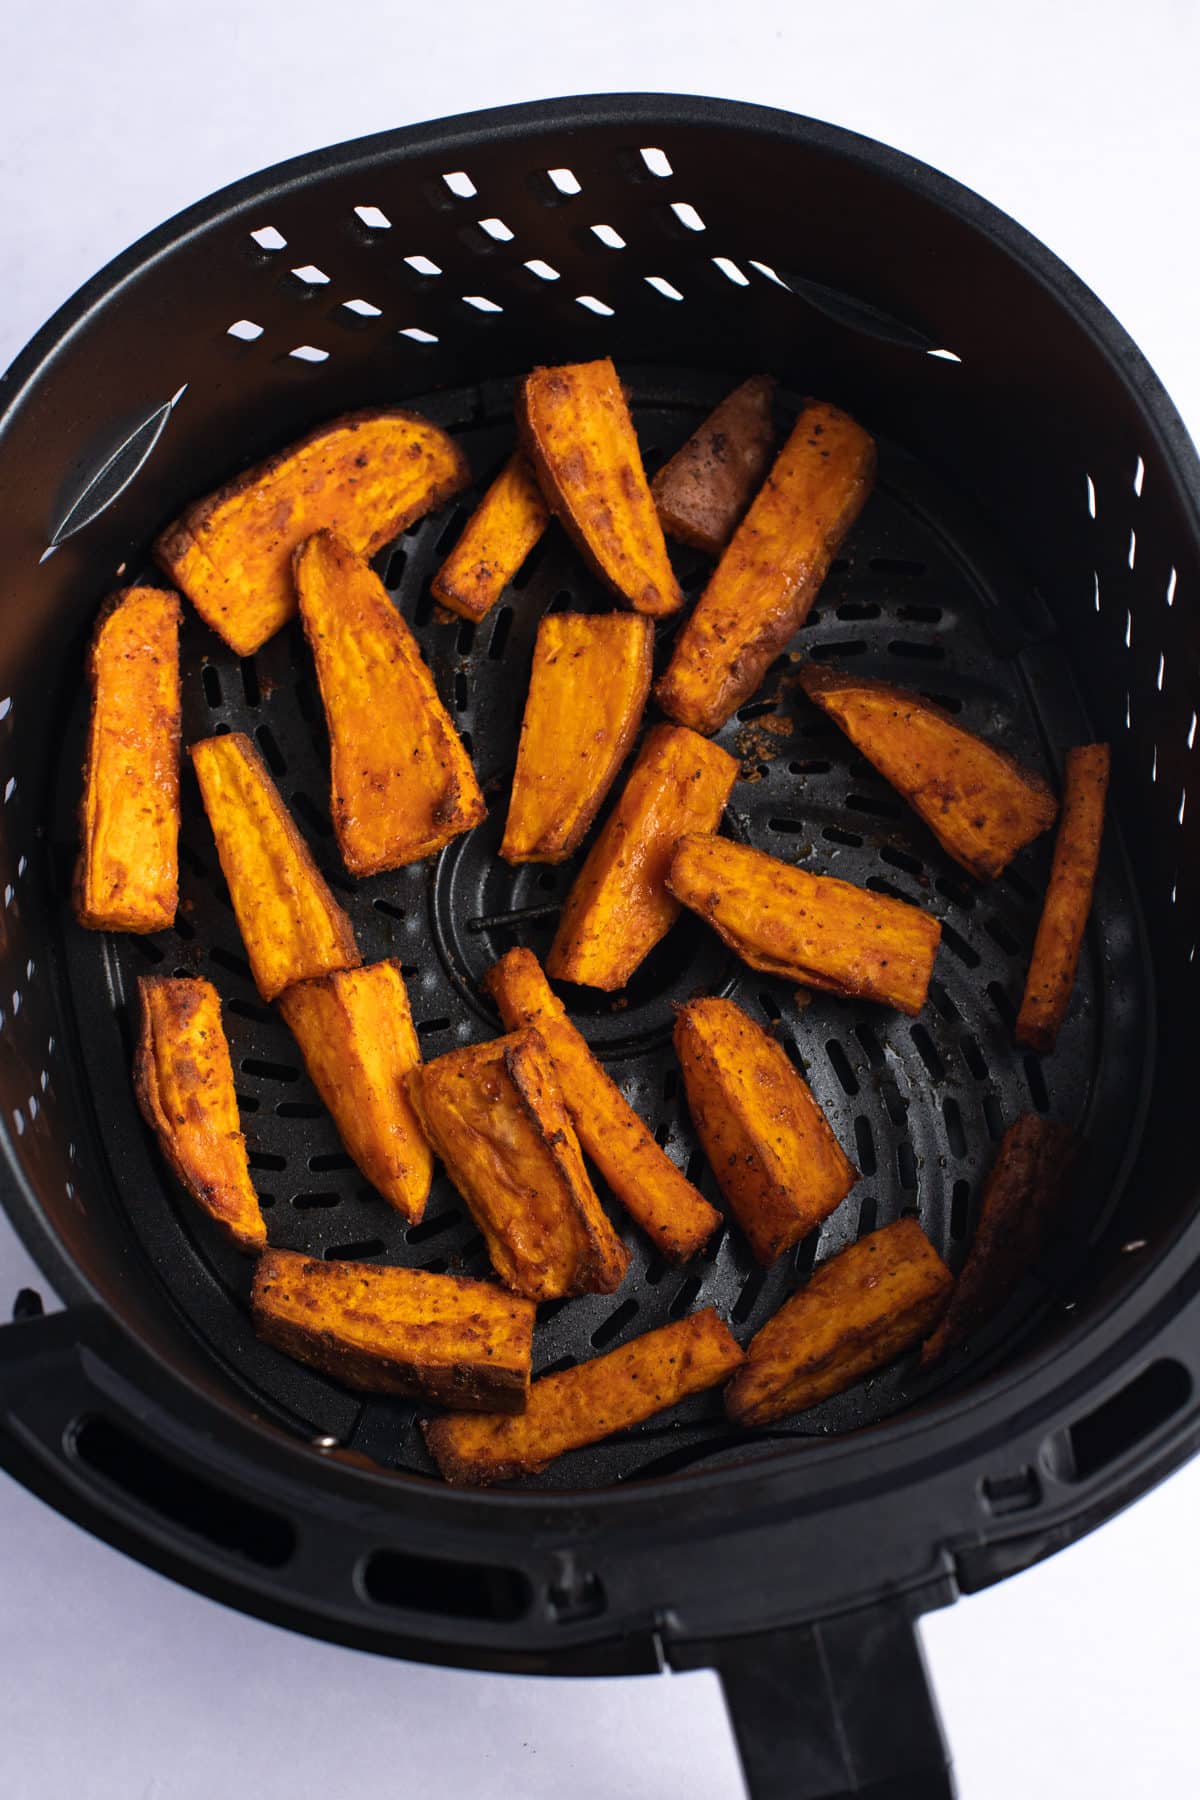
[652,374,776,555]
[293,529,485,875]
[1016,745,1110,1052]
[252,1247,534,1411]
[422,1307,744,1484]
[484,948,721,1260]
[501,612,654,865]
[430,452,550,622]
[75,586,181,934]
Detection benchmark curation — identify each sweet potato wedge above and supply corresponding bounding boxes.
[75,586,181,933]
[546,725,739,990]
[656,401,876,733]
[293,529,485,874]
[797,664,1058,880]
[674,997,857,1265]
[501,612,653,865]
[423,1308,744,1484]
[190,732,359,1002]
[725,1219,952,1426]
[407,1030,631,1302]
[1016,745,1110,1052]
[921,1115,1074,1368]
[484,948,721,1260]
[156,409,470,656]
[668,834,941,1016]
[277,961,432,1223]
[430,453,549,622]
[133,976,265,1253]
[252,1247,534,1411]
[652,375,776,555]
[518,358,684,617]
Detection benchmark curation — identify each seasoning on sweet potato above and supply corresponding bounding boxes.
[1016,745,1110,1052]
[134,976,265,1253]
[252,1247,534,1411]
[501,612,653,865]
[674,997,857,1266]
[797,664,1058,880]
[655,401,876,734]
[423,1308,744,1484]
[518,358,684,617]
[921,1115,1074,1369]
[75,586,181,933]
[293,529,485,875]
[725,1219,952,1426]
[190,732,359,1003]
[430,453,549,622]
[277,960,432,1223]
[652,375,776,555]
[156,409,470,656]
[484,948,721,1260]
[668,834,941,1016]
[546,725,739,991]
[407,1029,630,1302]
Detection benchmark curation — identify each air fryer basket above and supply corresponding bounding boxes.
[1,96,1198,1800]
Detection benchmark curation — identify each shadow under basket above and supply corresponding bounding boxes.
[0,96,1198,1800]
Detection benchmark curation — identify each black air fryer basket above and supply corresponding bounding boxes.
[1,95,1198,1799]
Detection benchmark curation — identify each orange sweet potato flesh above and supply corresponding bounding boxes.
[797,664,1058,880]
[278,961,432,1222]
[921,1115,1074,1368]
[656,402,876,733]
[133,976,266,1253]
[75,587,181,933]
[484,948,720,1261]
[725,1219,952,1426]
[519,359,684,617]
[190,732,360,1002]
[501,612,653,865]
[669,834,941,1016]
[546,725,739,991]
[293,529,485,874]
[652,375,776,555]
[675,997,857,1266]
[423,1308,744,1484]
[407,1029,631,1302]
[252,1247,534,1411]
[156,409,470,656]
[1016,745,1110,1052]
[430,453,549,622]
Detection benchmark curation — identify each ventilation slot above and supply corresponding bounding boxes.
[363,1549,531,1621]
[1051,1361,1192,1483]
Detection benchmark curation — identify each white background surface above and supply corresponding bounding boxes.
[2,2,1198,1795]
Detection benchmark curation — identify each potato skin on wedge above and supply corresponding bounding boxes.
[252,1247,534,1411]
[431,452,549,622]
[652,374,776,555]
[1016,745,1110,1052]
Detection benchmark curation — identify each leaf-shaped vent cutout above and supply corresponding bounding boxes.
[48,387,187,548]
[772,268,940,353]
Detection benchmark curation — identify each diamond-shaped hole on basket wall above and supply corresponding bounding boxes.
[405,254,442,277]
[670,202,705,231]
[342,298,382,317]
[443,171,477,198]
[288,344,329,362]
[576,295,614,315]
[477,217,514,241]
[711,256,749,286]
[640,147,673,177]
[646,275,684,301]
[462,295,502,313]
[591,224,626,249]
[354,205,391,231]
[400,327,439,344]
[291,264,330,285]
[227,320,264,340]
[524,259,559,281]
[547,167,582,195]
[250,225,287,251]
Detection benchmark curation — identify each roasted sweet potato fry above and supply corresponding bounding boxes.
[134,976,265,1253]
[725,1219,952,1426]
[674,998,857,1265]
[546,725,738,990]
[921,1115,1074,1368]
[423,1308,744,1484]
[484,948,721,1260]
[1016,745,1110,1052]
[293,529,485,874]
[407,1030,630,1302]
[652,375,776,554]
[501,613,653,865]
[519,358,684,617]
[668,834,941,1016]
[252,1248,534,1411]
[75,586,181,933]
[156,409,470,656]
[190,732,359,1002]
[797,664,1058,880]
[430,453,549,622]
[278,961,432,1222]
[656,402,875,733]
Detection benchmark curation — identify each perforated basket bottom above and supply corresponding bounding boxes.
[56,368,1150,1487]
